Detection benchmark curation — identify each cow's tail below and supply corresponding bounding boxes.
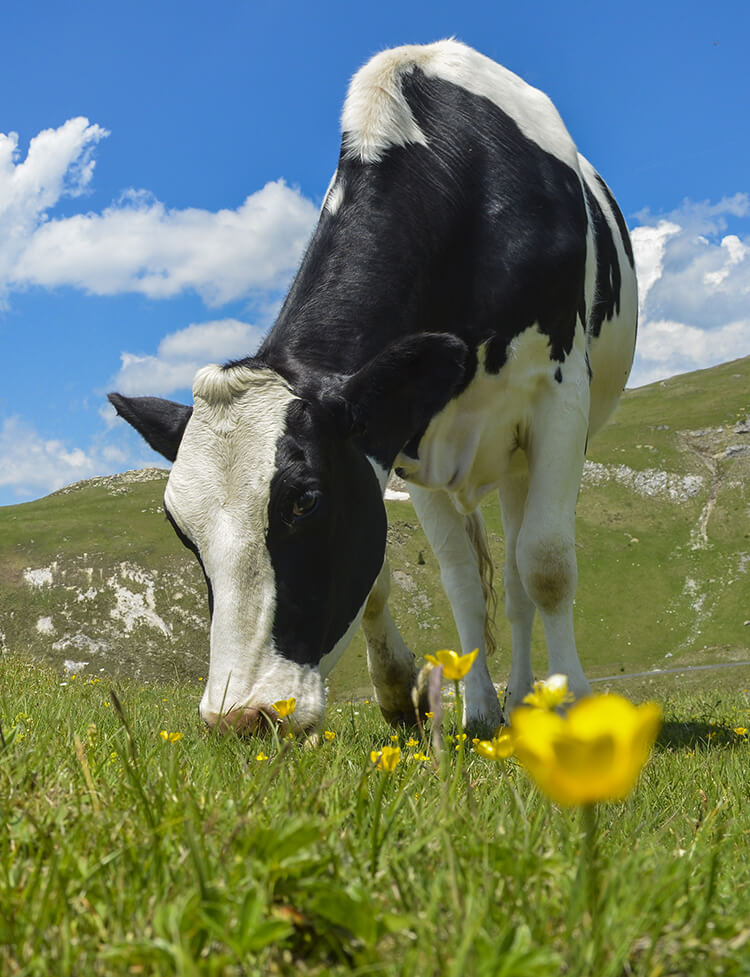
[466,510,497,658]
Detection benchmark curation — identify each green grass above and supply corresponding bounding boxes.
[2,656,749,976]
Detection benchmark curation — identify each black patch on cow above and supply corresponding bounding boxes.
[583,182,622,339]
[326,333,472,468]
[164,505,214,618]
[254,68,588,394]
[595,174,634,268]
[266,400,386,666]
[554,366,563,384]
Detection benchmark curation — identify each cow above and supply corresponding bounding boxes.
[109,40,637,738]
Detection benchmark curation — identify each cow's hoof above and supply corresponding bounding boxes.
[464,714,505,742]
[378,704,420,728]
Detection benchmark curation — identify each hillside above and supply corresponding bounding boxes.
[1,356,748,701]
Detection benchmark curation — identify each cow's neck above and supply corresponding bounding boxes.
[259,152,459,382]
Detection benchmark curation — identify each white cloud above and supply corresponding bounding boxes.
[1,119,318,306]
[111,318,265,396]
[0,118,108,305]
[629,197,750,387]
[0,416,116,498]
[630,221,680,315]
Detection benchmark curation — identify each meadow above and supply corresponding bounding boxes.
[1,654,749,977]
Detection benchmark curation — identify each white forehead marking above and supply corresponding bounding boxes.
[166,362,296,532]
[341,39,577,167]
[166,363,313,724]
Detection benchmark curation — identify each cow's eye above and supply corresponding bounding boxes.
[292,491,319,519]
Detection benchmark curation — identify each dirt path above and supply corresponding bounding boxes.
[590,660,750,683]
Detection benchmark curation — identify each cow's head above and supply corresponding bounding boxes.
[109,333,470,733]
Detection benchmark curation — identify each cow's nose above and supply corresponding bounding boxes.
[204,706,277,736]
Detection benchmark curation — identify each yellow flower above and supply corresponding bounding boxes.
[511,694,662,805]
[425,712,434,720]
[256,752,268,762]
[424,648,479,681]
[271,697,297,719]
[324,730,336,741]
[411,752,429,763]
[474,728,514,760]
[523,674,574,710]
[370,745,401,772]
[159,730,183,743]
[390,734,399,742]
[405,737,419,748]
[734,727,748,736]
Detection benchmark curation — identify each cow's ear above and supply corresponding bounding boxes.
[108,393,193,462]
[329,334,473,467]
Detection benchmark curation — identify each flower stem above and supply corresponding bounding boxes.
[370,769,388,874]
[582,803,601,962]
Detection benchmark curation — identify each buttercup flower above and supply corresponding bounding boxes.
[405,737,420,748]
[511,694,662,805]
[370,745,401,772]
[256,752,268,762]
[734,727,748,736]
[473,728,514,760]
[523,674,574,710]
[424,648,478,681]
[271,697,297,719]
[160,730,183,743]
[324,730,336,741]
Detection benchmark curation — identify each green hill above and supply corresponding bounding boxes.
[1,356,748,701]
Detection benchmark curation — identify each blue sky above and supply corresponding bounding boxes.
[1,0,748,505]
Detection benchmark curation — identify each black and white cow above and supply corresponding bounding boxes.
[109,41,637,737]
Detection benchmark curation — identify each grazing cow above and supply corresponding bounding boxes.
[109,40,637,737]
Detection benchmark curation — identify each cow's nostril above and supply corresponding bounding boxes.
[216,706,277,736]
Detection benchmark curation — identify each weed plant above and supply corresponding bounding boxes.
[1,655,749,976]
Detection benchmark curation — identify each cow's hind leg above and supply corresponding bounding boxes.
[362,558,421,725]
[410,485,503,738]
[498,472,537,715]
[515,385,592,705]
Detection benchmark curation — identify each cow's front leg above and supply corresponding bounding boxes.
[410,485,503,738]
[362,557,421,725]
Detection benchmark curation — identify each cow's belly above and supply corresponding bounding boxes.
[395,326,589,513]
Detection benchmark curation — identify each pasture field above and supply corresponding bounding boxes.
[1,655,749,977]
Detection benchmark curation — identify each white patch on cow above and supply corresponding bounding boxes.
[342,40,578,167]
[166,363,329,727]
[36,616,55,636]
[323,174,345,216]
[398,323,590,514]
